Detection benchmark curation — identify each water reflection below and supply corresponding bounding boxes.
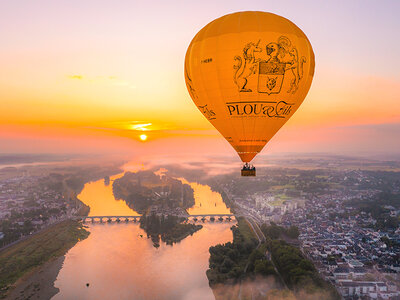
[62,163,234,299]
[180,179,231,215]
[53,223,234,300]
[78,174,140,216]
[78,170,231,216]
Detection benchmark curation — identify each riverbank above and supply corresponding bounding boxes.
[0,220,89,299]
[5,255,65,300]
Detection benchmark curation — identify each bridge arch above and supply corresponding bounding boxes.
[80,214,234,223]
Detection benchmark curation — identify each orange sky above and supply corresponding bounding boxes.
[1,0,399,157]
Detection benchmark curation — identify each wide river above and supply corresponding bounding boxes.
[52,167,234,300]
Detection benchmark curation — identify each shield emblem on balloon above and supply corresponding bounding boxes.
[257,62,286,94]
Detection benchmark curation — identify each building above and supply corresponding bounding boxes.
[337,281,376,298]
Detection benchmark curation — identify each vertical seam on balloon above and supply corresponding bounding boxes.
[215,14,238,156]
[258,13,271,162]
[195,21,216,139]
[250,11,262,161]
[238,12,247,161]
[215,17,233,152]
[258,13,276,160]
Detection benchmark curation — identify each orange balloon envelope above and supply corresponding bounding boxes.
[185,11,315,163]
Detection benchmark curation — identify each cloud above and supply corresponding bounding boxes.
[67,75,84,80]
[66,75,136,88]
[131,123,152,131]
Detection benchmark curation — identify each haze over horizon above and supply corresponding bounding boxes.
[1,0,399,159]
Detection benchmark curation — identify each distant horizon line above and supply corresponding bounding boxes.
[1,151,400,161]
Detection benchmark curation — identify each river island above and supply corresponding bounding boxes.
[113,170,195,215]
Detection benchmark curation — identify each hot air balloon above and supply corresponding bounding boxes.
[185,11,315,176]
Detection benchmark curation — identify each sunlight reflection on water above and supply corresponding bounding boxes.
[53,222,234,300]
[78,161,232,216]
[57,161,235,299]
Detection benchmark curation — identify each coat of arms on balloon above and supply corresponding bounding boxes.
[233,36,306,95]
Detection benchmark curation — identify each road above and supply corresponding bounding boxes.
[216,187,289,298]
[242,213,288,290]
[237,214,287,299]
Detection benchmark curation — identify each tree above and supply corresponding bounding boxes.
[261,223,283,239]
[254,259,276,276]
[286,226,300,239]
[219,257,234,273]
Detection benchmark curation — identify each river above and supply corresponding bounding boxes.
[52,166,234,300]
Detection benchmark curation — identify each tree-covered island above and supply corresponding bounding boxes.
[113,170,195,214]
[113,171,201,247]
[139,214,202,247]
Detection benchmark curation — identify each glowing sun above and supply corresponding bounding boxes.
[139,134,148,141]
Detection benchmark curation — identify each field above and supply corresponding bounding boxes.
[236,217,257,242]
[0,220,89,298]
[268,197,289,206]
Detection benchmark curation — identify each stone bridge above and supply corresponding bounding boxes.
[81,214,235,223]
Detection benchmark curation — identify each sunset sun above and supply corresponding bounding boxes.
[139,134,148,141]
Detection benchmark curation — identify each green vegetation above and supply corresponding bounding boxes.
[344,191,400,230]
[113,171,195,213]
[251,244,276,276]
[0,220,89,298]
[261,223,300,240]
[206,217,271,286]
[271,184,295,191]
[236,217,258,243]
[268,240,340,299]
[0,164,119,247]
[0,216,53,247]
[259,224,339,299]
[139,214,202,246]
[270,197,288,205]
[206,217,339,299]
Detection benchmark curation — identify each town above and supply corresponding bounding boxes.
[217,166,400,299]
[0,161,122,248]
[1,156,400,299]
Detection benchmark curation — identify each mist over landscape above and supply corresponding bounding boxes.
[0,152,399,299]
[1,0,400,299]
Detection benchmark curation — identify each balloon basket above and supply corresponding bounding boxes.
[241,168,256,176]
